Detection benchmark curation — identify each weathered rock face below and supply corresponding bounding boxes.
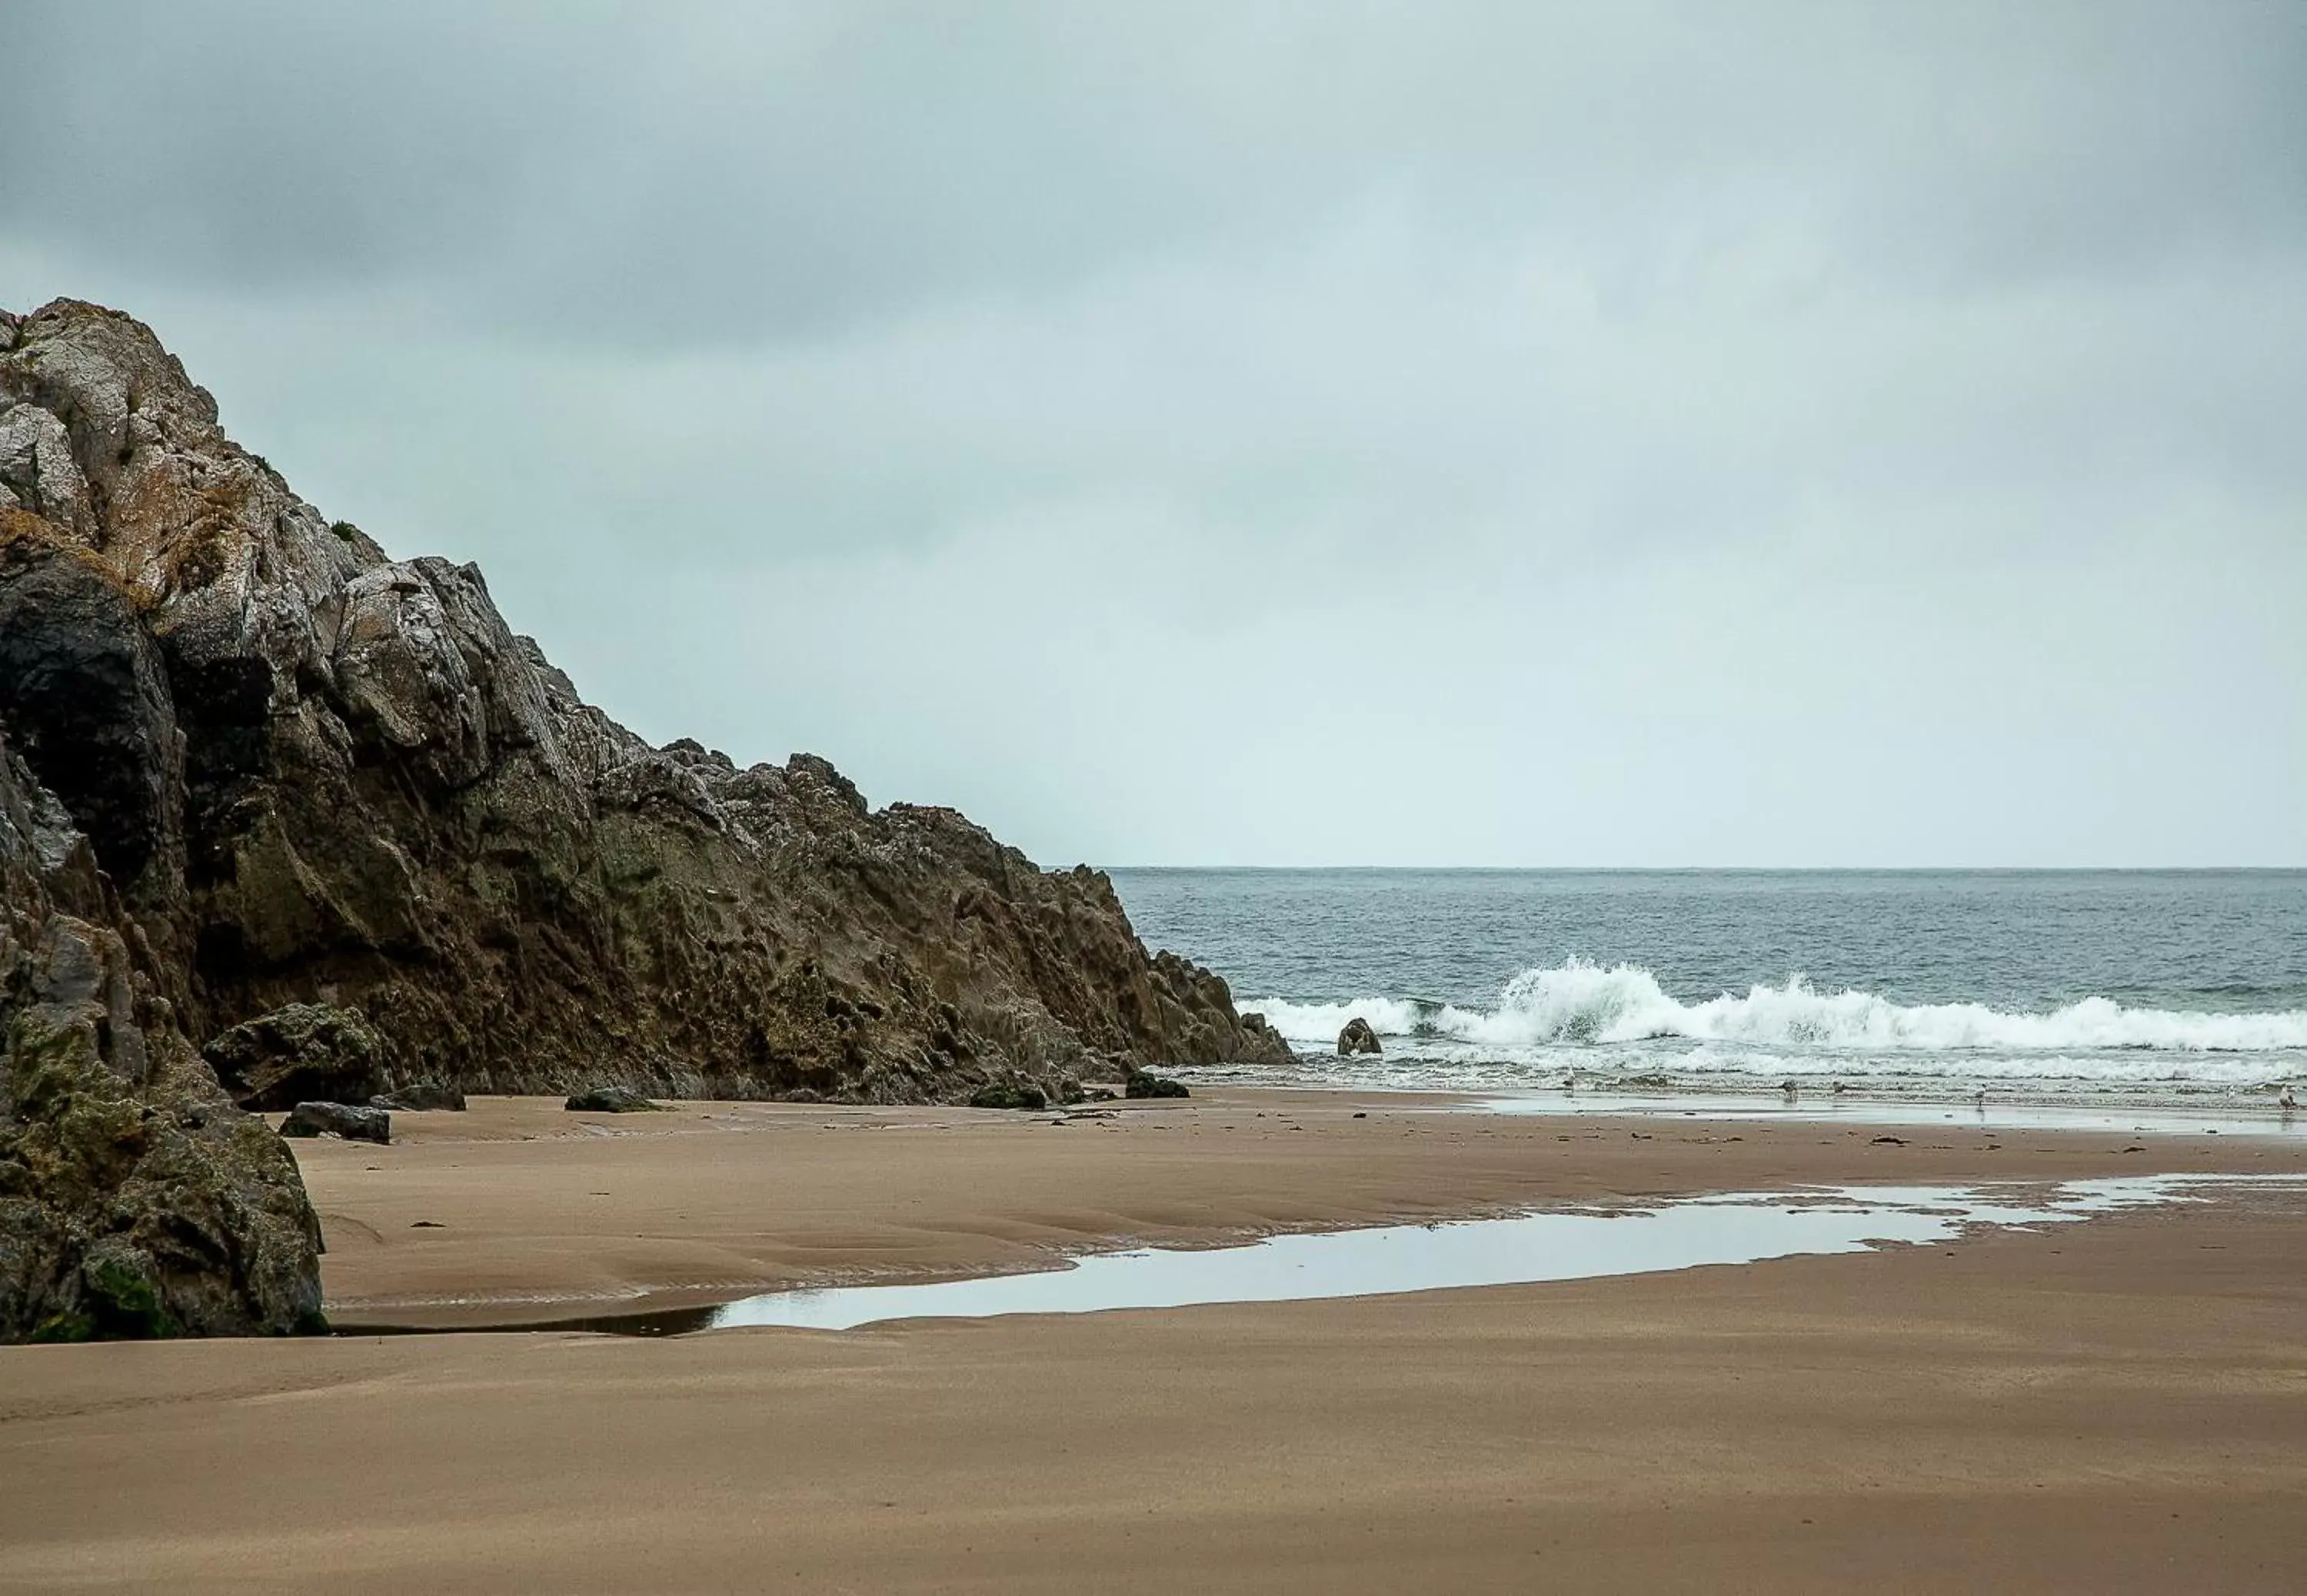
[0,724,325,1342]
[0,299,1290,1125]
[1337,1016,1382,1056]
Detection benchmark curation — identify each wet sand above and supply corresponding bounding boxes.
[4,1090,2305,1592]
[285,1090,2304,1328]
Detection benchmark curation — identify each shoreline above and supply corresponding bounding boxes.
[1380,1083,2305,1139]
[1187,1065,2307,1118]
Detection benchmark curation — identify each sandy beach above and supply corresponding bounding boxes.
[5,1091,2305,1593]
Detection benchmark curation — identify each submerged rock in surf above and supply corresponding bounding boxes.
[1337,1016,1383,1056]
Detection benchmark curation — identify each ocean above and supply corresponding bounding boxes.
[1107,869,2307,1104]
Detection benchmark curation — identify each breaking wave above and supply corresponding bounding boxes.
[1244,959,2307,1056]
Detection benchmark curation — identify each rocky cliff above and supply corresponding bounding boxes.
[0,299,1290,1120]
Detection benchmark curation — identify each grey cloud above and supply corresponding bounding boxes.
[4,2,2302,864]
[8,3,2302,342]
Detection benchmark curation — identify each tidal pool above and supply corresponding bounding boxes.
[569,1172,2293,1335]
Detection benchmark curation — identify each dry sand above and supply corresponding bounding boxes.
[4,1090,2304,1592]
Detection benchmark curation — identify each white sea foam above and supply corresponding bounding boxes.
[1243,959,2307,1056]
[1234,995,1457,1040]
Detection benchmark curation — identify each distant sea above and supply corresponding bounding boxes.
[1107,870,2307,1103]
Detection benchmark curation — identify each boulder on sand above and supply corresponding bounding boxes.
[1124,1065,1190,1099]
[1337,1017,1383,1057]
[564,1086,664,1113]
[202,1004,384,1113]
[279,1102,391,1143]
[969,1082,1048,1110]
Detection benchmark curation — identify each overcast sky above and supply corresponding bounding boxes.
[5,2,2302,866]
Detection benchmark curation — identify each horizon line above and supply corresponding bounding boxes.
[1094,863,2307,873]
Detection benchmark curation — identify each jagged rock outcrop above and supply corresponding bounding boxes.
[0,723,324,1342]
[0,299,1290,1123]
[1337,1016,1382,1056]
